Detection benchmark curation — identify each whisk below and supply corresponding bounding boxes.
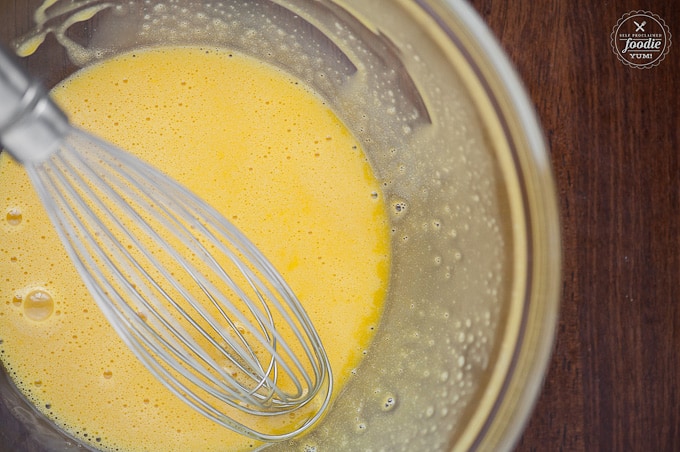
[0,47,332,442]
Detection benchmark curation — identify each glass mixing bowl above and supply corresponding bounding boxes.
[0,1,561,450]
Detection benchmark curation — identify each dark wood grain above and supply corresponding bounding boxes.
[469,1,680,450]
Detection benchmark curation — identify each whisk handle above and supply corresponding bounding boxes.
[0,44,68,164]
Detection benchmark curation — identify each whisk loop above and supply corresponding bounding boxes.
[0,47,332,441]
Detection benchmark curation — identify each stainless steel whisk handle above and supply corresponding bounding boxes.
[0,45,69,164]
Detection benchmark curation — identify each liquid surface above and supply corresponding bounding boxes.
[0,46,390,451]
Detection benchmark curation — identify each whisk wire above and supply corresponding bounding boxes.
[29,153,254,401]
[76,141,310,399]
[44,145,282,406]
[34,149,314,422]
[23,130,332,440]
[168,174,328,387]
[85,134,326,394]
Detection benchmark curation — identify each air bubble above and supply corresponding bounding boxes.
[6,207,22,226]
[392,200,408,215]
[23,289,54,322]
[382,394,397,411]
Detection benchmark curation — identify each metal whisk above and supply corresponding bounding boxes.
[0,47,332,442]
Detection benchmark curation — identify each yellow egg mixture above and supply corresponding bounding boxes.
[0,46,390,451]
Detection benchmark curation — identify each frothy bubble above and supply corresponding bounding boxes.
[6,208,22,226]
[23,289,54,322]
[382,394,397,411]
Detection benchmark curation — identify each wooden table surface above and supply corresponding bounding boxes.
[467,1,679,450]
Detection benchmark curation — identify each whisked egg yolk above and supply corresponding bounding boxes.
[0,46,390,451]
